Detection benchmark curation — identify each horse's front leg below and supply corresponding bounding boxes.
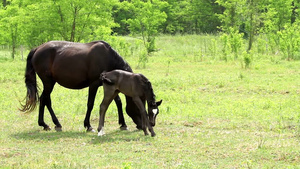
[84,82,100,132]
[132,97,155,137]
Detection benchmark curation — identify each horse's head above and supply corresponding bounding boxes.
[148,100,162,127]
[125,96,143,129]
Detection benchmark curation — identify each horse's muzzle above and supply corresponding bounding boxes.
[150,122,155,127]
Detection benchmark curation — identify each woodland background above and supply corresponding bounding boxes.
[0,0,299,60]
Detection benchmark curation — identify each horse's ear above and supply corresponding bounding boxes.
[156,100,162,106]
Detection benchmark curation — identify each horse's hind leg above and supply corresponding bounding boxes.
[114,95,128,130]
[98,88,118,136]
[38,81,62,131]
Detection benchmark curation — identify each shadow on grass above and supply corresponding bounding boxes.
[11,128,151,143]
[90,129,155,144]
[11,130,93,141]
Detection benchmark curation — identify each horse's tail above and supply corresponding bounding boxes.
[20,48,39,112]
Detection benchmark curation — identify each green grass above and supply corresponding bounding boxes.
[1,35,300,168]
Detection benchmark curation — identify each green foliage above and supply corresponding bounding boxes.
[217,0,300,60]
[163,0,221,34]
[277,22,300,60]
[216,0,245,32]
[0,0,117,51]
[137,48,148,69]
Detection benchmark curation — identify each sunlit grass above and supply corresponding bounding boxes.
[0,35,300,168]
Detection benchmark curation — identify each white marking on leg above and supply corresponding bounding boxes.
[152,109,158,115]
[98,128,105,136]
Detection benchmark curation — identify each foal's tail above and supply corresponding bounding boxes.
[20,48,39,112]
[101,72,114,85]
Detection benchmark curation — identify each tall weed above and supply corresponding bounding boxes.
[220,28,243,61]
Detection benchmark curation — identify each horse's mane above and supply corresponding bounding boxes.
[139,74,156,105]
[98,41,133,72]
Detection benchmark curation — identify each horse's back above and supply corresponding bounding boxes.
[103,70,145,97]
[32,41,109,89]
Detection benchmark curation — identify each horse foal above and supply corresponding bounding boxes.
[98,70,162,137]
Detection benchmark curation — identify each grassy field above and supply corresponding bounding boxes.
[0,35,300,168]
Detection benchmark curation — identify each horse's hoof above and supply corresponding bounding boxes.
[151,133,156,137]
[44,126,51,131]
[120,125,128,130]
[55,126,62,132]
[87,127,96,133]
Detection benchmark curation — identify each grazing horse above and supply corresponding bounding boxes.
[99,70,162,137]
[20,40,142,132]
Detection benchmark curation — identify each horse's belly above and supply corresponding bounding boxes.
[52,59,94,89]
[55,76,89,89]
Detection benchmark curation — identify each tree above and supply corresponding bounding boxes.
[243,0,265,52]
[124,0,168,54]
[52,0,116,42]
[0,1,25,58]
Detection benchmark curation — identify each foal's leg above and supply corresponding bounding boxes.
[38,81,62,131]
[114,95,128,130]
[84,82,100,132]
[98,89,119,136]
[132,97,156,137]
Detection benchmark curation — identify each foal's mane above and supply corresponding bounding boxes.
[139,74,156,105]
[98,41,132,72]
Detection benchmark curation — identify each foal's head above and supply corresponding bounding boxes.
[139,74,163,127]
[148,100,162,127]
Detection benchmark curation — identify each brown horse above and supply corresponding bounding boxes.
[20,40,142,132]
[99,70,162,137]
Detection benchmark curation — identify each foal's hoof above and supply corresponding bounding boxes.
[98,129,105,136]
[151,133,156,137]
[43,126,51,131]
[86,127,96,133]
[120,125,128,130]
[55,126,62,132]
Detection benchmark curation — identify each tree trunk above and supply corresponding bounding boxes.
[11,24,17,59]
[291,1,298,24]
[3,0,6,7]
[70,7,78,42]
[247,13,254,52]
